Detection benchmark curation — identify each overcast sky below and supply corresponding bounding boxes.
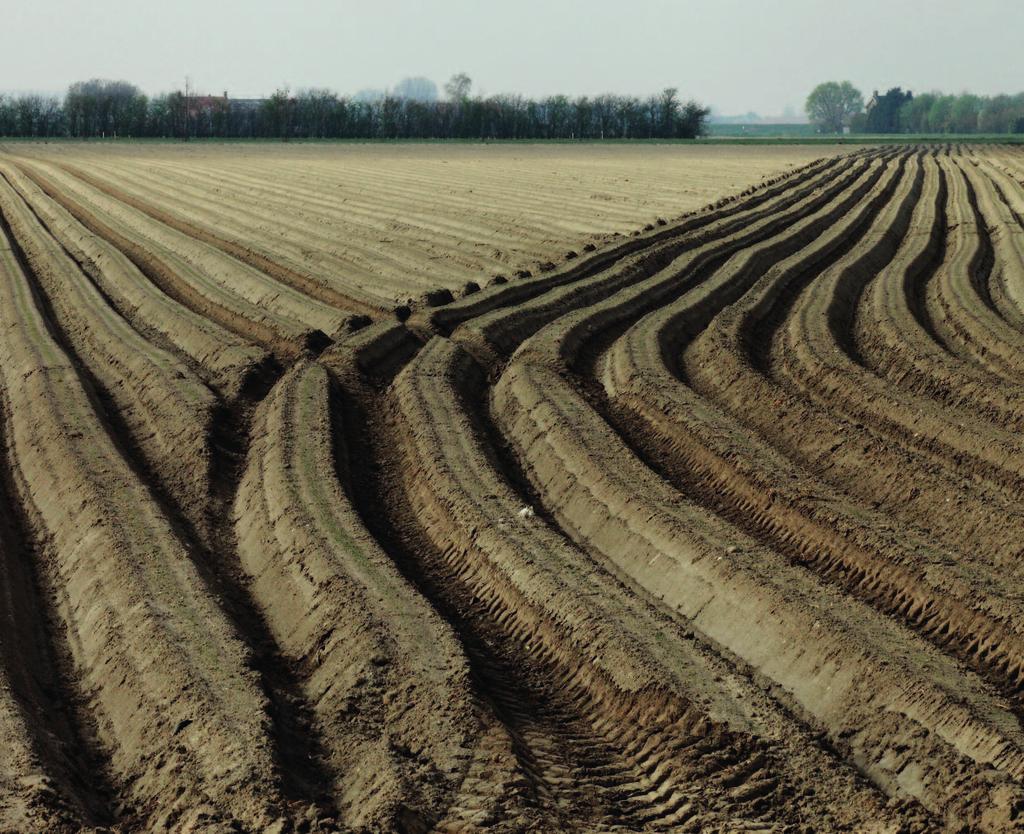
[4,0,1021,114]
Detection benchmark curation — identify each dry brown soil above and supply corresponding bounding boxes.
[1,141,1023,833]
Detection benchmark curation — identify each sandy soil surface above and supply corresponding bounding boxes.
[0,142,1023,832]
[7,142,844,307]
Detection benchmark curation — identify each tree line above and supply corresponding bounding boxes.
[860,88,1024,135]
[0,76,709,140]
[806,81,1024,135]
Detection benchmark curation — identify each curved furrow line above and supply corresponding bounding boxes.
[6,139,1023,833]
[0,162,268,399]
[994,152,1024,200]
[317,327,901,833]
[56,162,383,319]
[686,160,1024,578]
[595,164,1024,731]
[318,326,539,832]
[972,153,1024,340]
[854,154,1024,431]
[388,338,804,830]
[492,353,1020,831]
[938,158,1000,317]
[463,148,899,389]
[417,150,877,338]
[1,161,376,831]
[958,156,1024,330]
[14,160,337,359]
[777,152,1024,469]
[975,153,1024,228]
[234,358,480,832]
[924,156,1024,381]
[775,153,1024,503]
[447,152,888,367]
[995,150,1024,189]
[437,149,891,383]
[427,152,870,331]
[777,166,1024,565]
[0,218,296,831]
[488,150,1024,830]
[0,170,221,539]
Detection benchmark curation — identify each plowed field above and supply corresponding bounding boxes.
[2,143,1024,833]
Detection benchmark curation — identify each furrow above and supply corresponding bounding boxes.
[687,158,1024,579]
[389,338,789,830]
[63,156,486,310]
[924,156,1024,380]
[451,151,888,367]
[23,160,354,339]
[777,152,1024,472]
[961,155,1024,328]
[0,170,220,539]
[234,358,478,831]
[319,326,539,832]
[417,151,871,338]
[321,327,902,832]
[494,345,1024,830]
[3,160,354,829]
[975,152,1024,228]
[5,139,1022,833]
[57,162,383,320]
[599,176,1024,733]
[490,150,1024,830]
[0,391,109,832]
[854,154,1024,430]
[0,218,293,831]
[14,160,331,360]
[67,149,840,306]
[0,161,267,398]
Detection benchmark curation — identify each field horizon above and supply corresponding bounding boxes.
[5,134,1024,146]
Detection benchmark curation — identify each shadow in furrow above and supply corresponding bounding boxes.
[891,155,950,348]
[0,378,117,829]
[953,159,999,317]
[744,154,913,373]
[205,364,342,814]
[421,152,868,340]
[0,201,337,816]
[333,362,658,832]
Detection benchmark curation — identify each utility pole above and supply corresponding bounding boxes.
[184,75,191,141]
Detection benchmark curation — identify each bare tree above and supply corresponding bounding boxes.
[659,87,679,136]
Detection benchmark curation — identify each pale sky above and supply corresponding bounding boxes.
[5,0,1021,114]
